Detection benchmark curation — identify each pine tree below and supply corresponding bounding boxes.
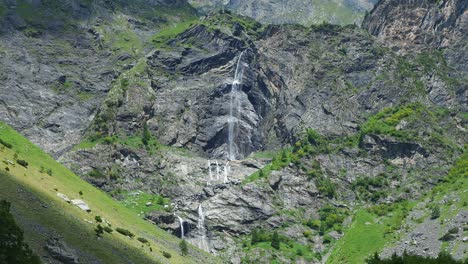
[142,122,151,146]
[271,231,280,250]
[179,240,188,256]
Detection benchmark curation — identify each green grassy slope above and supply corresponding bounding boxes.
[327,153,468,263]
[0,122,219,264]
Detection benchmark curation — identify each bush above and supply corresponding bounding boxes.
[102,226,113,233]
[17,160,28,168]
[431,206,440,219]
[162,251,171,258]
[46,169,53,176]
[137,237,148,244]
[323,234,333,244]
[271,231,280,250]
[0,138,12,148]
[179,240,188,256]
[88,169,105,178]
[95,225,104,237]
[116,228,134,238]
[366,251,464,264]
[95,216,102,223]
[447,227,458,234]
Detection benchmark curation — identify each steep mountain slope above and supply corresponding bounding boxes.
[189,0,379,25]
[58,0,467,263]
[0,0,466,263]
[0,0,196,156]
[0,122,219,263]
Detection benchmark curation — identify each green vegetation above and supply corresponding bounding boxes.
[179,240,188,256]
[0,200,41,264]
[0,122,216,263]
[115,228,134,238]
[243,228,316,262]
[117,190,171,216]
[151,20,197,49]
[366,252,466,264]
[137,237,149,244]
[271,231,280,250]
[352,174,390,202]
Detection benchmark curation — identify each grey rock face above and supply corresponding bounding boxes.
[363,0,468,51]
[189,0,378,25]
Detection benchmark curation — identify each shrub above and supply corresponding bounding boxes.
[431,206,440,219]
[46,169,53,176]
[271,231,280,250]
[137,237,148,244]
[142,123,151,146]
[79,191,83,196]
[323,234,333,244]
[447,227,458,234]
[116,228,134,238]
[103,226,113,233]
[179,240,188,255]
[316,176,336,198]
[88,169,105,178]
[0,138,12,148]
[366,251,464,264]
[162,251,171,258]
[17,160,28,168]
[95,224,104,237]
[95,216,102,223]
[439,233,455,241]
[5,167,9,171]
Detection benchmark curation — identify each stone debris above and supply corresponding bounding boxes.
[57,193,71,203]
[71,199,91,212]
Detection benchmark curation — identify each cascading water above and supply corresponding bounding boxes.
[208,160,213,181]
[223,163,229,183]
[176,215,185,239]
[197,204,210,252]
[215,160,220,181]
[227,51,246,161]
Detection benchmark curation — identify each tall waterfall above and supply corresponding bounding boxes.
[227,51,246,161]
[177,215,184,239]
[215,160,220,181]
[197,204,210,252]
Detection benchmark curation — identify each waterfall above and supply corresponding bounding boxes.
[208,160,213,181]
[176,215,184,239]
[223,163,229,183]
[197,204,210,252]
[227,51,246,161]
[215,160,220,181]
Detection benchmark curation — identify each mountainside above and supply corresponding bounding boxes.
[0,122,219,263]
[188,0,379,26]
[0,0,467,263]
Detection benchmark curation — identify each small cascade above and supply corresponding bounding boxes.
[215,160,220,181]
[176,215,185,239]
[223,163,229,183]
[227,51,246,161]
[208,160,213,181]
[197,204,210,252]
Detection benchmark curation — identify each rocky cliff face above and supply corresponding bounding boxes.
[1,0,467,263]
[0,0,196,156]
[189,0,379,26]
[363,0,468,51]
